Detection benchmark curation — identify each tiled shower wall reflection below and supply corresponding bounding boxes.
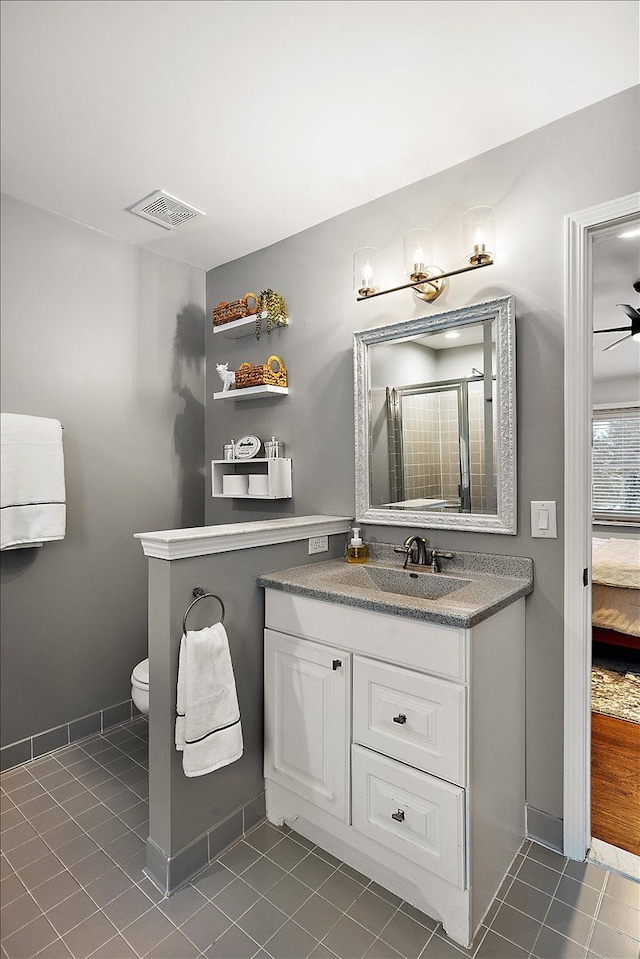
[401,386,488,511]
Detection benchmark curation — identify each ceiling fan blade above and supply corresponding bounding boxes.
[603,332,633,351]
[593,325,632,334]
[617,303,640,321]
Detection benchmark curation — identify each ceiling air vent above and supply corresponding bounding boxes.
[129,190,205,230]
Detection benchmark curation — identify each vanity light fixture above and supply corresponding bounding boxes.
[355,207,496,302]
[353,247,382,298]
[402,228,446,303]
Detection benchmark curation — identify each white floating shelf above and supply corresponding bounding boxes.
[211,458,292,500]
[213,385,289,400]
[213,493,284,500]
[213,315,290,339]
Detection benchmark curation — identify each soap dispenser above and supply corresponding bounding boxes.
[347,527,368,564]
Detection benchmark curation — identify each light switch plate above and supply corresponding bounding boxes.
[531,501,557,538]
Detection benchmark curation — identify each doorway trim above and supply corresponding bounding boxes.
[563,191,640,861]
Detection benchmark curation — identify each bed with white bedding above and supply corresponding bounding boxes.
[592,537,640,646]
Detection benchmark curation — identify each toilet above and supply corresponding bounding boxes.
[131,658,149,715]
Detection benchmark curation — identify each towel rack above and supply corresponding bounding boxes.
[182,587,225,635]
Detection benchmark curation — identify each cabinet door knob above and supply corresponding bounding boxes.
[332,660,342,671]
[392,713,407,724]
[391,809,405,822]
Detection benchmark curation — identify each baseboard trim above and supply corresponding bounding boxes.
[0,699,140,771]
[145,791,266,896]
[526,804,564,852]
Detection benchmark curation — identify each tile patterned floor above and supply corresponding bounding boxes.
[1,720,639,959]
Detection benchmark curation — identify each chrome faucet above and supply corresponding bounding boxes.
[393,535,428,569]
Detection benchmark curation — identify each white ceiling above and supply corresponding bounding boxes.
[1,0,638,272]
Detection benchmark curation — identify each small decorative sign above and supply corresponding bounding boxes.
[234,435,261,459]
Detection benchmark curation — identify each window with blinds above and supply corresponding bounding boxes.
[592,407,640,524]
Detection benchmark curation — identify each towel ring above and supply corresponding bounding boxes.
[182,587,225,635]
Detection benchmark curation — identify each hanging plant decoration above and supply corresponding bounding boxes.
[256,289,288,340]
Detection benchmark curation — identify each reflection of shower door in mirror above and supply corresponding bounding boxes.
[387,377,496,514]
[388,382,472,512]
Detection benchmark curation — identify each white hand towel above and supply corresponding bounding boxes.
[1,413,66,550]
[175,623,243,777]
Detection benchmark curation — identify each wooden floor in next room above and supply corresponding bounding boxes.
[591,713,640,858]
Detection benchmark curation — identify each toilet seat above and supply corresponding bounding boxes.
[131,657,149,689]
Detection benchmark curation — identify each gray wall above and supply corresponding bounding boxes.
[593,374,639,405]
[205,87,640,827]
[1,195,206,747]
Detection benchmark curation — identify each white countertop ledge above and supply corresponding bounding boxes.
[135,515,352,560]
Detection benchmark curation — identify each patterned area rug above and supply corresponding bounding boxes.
[592,651,640,724]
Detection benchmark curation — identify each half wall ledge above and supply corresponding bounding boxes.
[135,514,353,561]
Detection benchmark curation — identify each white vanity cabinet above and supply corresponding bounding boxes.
[264,630,350,823]
[352,657,466,786]
[263,587,526,949]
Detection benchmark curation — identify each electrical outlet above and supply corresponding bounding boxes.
[308,535,329,554]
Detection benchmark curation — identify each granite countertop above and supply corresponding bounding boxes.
[258,544,534,628]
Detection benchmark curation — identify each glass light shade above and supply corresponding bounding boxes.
[353,247,381,296]
[403,229,434,280]
[463,206,495,264]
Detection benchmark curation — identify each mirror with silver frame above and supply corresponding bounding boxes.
[354,295,517,534]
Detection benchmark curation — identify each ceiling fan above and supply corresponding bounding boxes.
[594,280,640,351]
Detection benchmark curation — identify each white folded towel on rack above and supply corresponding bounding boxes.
[175,622,243,777]
[1,413,66,550]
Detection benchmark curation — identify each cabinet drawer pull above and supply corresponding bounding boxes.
[332,660,342,671]
[391,809,405,822]
[392,713,407,724]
